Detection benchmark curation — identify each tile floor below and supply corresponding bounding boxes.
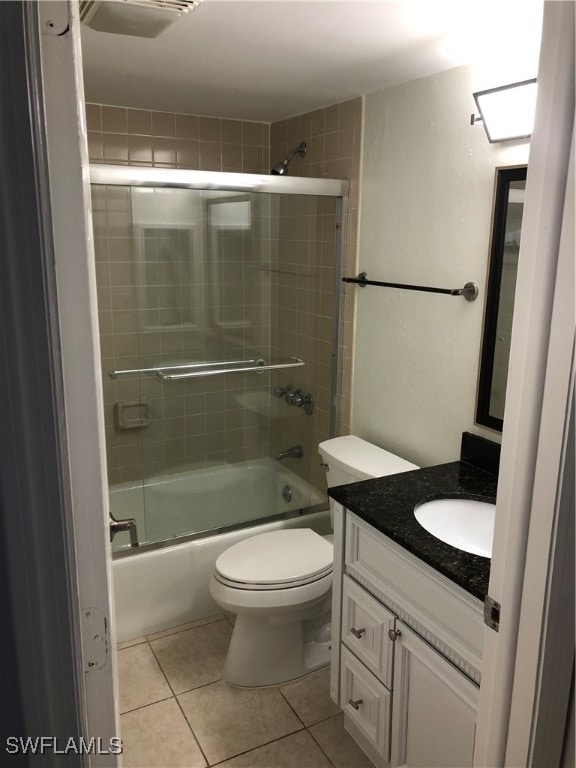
[117,614,373,768]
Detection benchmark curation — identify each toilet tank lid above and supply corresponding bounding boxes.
[318,435,418,479]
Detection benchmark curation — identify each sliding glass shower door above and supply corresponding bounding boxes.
[91,168,344,550]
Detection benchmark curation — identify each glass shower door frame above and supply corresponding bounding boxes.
[91,164,348,554]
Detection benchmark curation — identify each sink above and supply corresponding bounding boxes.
[414,498,496,557]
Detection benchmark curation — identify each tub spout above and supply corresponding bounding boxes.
[275,445,303,461]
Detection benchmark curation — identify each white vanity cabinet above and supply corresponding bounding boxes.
[391,623,479,767]
[330,504,484,768]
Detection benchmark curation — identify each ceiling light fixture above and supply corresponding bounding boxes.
[471,78,537,143]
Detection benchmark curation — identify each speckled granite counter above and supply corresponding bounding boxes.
[329,460,497,602]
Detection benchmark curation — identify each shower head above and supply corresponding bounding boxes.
[271,142,307,175]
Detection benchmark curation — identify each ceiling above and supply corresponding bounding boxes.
[81,0,544,123]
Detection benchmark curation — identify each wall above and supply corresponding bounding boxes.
[352,66,528,467]
[86,103,269,172]
[87,101,360,492]
[270,98,363,491]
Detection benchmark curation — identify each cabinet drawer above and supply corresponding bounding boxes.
[340,646,391,761]
[342,575,395,687]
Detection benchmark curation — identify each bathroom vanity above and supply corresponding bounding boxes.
[328,437,498,768]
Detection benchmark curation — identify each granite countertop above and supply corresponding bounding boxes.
[329,460,497,602]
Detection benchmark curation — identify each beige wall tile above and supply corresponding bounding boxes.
[198,115,221,142]
[221,119,242,144]
[103,132,128,163]
[88,97,355,495]
[198,140,221,168]
[127,108,152,135]
[176,139,199,168]
[152,110,175,138]
[242,121,264,146]
[102,105,127,133]
[153,137,176,166]
[85,103,101,132]
[175,113,199,140]
[128,135,153,164]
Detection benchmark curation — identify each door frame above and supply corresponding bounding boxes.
[473,2,575,765]
[0,2,119,763]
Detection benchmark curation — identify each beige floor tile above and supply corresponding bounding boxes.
[117,636,147,651]
[151,620,233,694]
[309,713,374,768]
[218,730,331,767]
[178,680,302,764]
[146,614,226,641]
[120,698,206,768]
[279,667,340,726]
[118,643,172,714]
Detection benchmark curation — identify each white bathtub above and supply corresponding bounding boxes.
[111,459,329,641]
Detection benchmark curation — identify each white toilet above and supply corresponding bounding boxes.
[209,435,418,687]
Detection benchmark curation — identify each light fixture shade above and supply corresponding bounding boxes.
[473,79,537,143]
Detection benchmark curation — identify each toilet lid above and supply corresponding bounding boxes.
[215,529,333,589]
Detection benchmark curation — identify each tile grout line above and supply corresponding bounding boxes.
[306,721,338,768]
[118,622,340,767]
[207,724,307,768]
[276,685,338,768]
[145,636,212,768]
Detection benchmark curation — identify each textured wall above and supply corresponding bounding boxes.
[352,66,529,467]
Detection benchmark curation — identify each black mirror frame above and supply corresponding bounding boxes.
[476,165,527,432]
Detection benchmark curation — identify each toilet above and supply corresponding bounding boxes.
[209,435,418,687]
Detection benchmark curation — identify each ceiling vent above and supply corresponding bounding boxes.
[79,0,202,38]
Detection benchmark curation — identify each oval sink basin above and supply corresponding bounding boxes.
[414,498,496,557]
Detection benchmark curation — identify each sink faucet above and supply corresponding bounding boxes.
[275,445,303,461]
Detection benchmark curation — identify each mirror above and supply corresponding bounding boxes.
[476,165,527,431]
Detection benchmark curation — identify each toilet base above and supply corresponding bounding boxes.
[223,610,331,687]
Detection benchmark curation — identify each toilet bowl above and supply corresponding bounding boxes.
[209,528,333,687]
[209,436,419,687]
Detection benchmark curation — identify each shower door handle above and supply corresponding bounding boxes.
[109,512,139,547]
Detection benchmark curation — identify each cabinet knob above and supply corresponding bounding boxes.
[388,628,401,641]
[351,627,366,639]
[348,698,364,710]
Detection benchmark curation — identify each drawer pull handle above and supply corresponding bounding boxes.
[351,627,366,638]
[388,628,402,642]
[348,698,364,710]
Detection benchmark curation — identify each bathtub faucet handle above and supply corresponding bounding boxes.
[109,512,139,547]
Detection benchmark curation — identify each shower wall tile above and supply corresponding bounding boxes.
[92,183,274,485]
[86,103,270,174]
[270,96,363,493]
[88,98,361,497]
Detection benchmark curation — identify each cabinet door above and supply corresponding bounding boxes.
[391,623,479,768]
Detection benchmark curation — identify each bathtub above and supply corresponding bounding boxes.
[111,458,329,641]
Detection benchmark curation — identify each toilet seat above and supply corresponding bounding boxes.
[214,528,333,591]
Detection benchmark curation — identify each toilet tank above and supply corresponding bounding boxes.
[318,435,418,488]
